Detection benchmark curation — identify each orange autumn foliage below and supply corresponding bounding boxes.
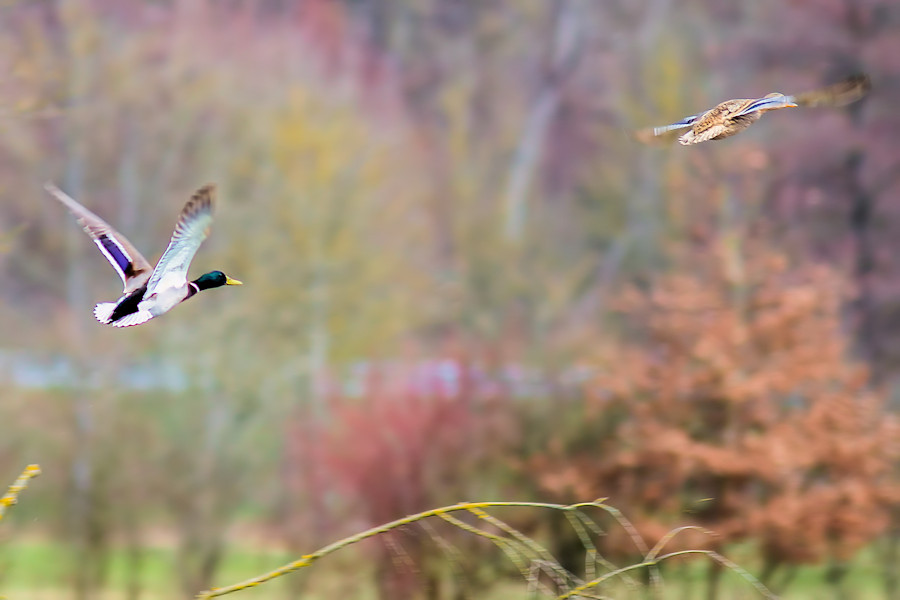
[533,242,900,565]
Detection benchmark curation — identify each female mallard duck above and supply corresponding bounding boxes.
[637,74,870,145]
[46,183,242,327]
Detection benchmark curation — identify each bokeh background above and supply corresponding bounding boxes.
[1,0,899,598]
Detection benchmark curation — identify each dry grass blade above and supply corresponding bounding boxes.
[0,464,41,523]
[556,549,778,600]
[196,501,571,598]
[434,511,534,580]
[645,525,717,561]
[582,501,664,594]
[416,519,469,587]
[195,500,776,600]
[466,507,576,588]
[563,510,641,593]
[384,532,417,573]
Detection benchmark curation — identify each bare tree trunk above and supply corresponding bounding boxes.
[825,558,849,600]
[117,117,141,240]
[123,524,145,600]
[503,0,585,241]
[62,82,109,600]
[847,149,880,379]
[884,509,900,600]
[174,450,226,596]
[704,560,722,600]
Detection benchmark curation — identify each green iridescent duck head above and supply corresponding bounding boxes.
[193,271,243,290]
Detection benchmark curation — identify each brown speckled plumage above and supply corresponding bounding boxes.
[678,98,768,145]
[636,74,871,146]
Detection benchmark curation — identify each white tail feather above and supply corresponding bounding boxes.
[93,302,155,327]
[93,302,117,324]
[111,310,155,328]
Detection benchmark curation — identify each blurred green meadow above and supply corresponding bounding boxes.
[0,536,889,600]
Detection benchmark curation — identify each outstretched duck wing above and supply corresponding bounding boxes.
[792,74,871,108]
[145,184,215,295]
[634,113,700,144]
[45,183,153,294]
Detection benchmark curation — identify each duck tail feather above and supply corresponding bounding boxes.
[110,310,155,328]
[93,302,118,324]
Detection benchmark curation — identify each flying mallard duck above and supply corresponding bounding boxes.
[46,183,242,327]
[636,74,871,146]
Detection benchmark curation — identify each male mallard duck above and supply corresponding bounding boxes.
[636,74,871,145]
[46,183,242,327]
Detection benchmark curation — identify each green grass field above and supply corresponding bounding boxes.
[0,539,298,600]
[0,537,888,599]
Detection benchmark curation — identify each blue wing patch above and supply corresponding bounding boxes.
[96,234,135,278]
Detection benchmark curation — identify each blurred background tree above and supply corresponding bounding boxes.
[530,237,900,599]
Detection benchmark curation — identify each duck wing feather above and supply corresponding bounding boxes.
[45,183,153,294]
[145,185,216,296]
